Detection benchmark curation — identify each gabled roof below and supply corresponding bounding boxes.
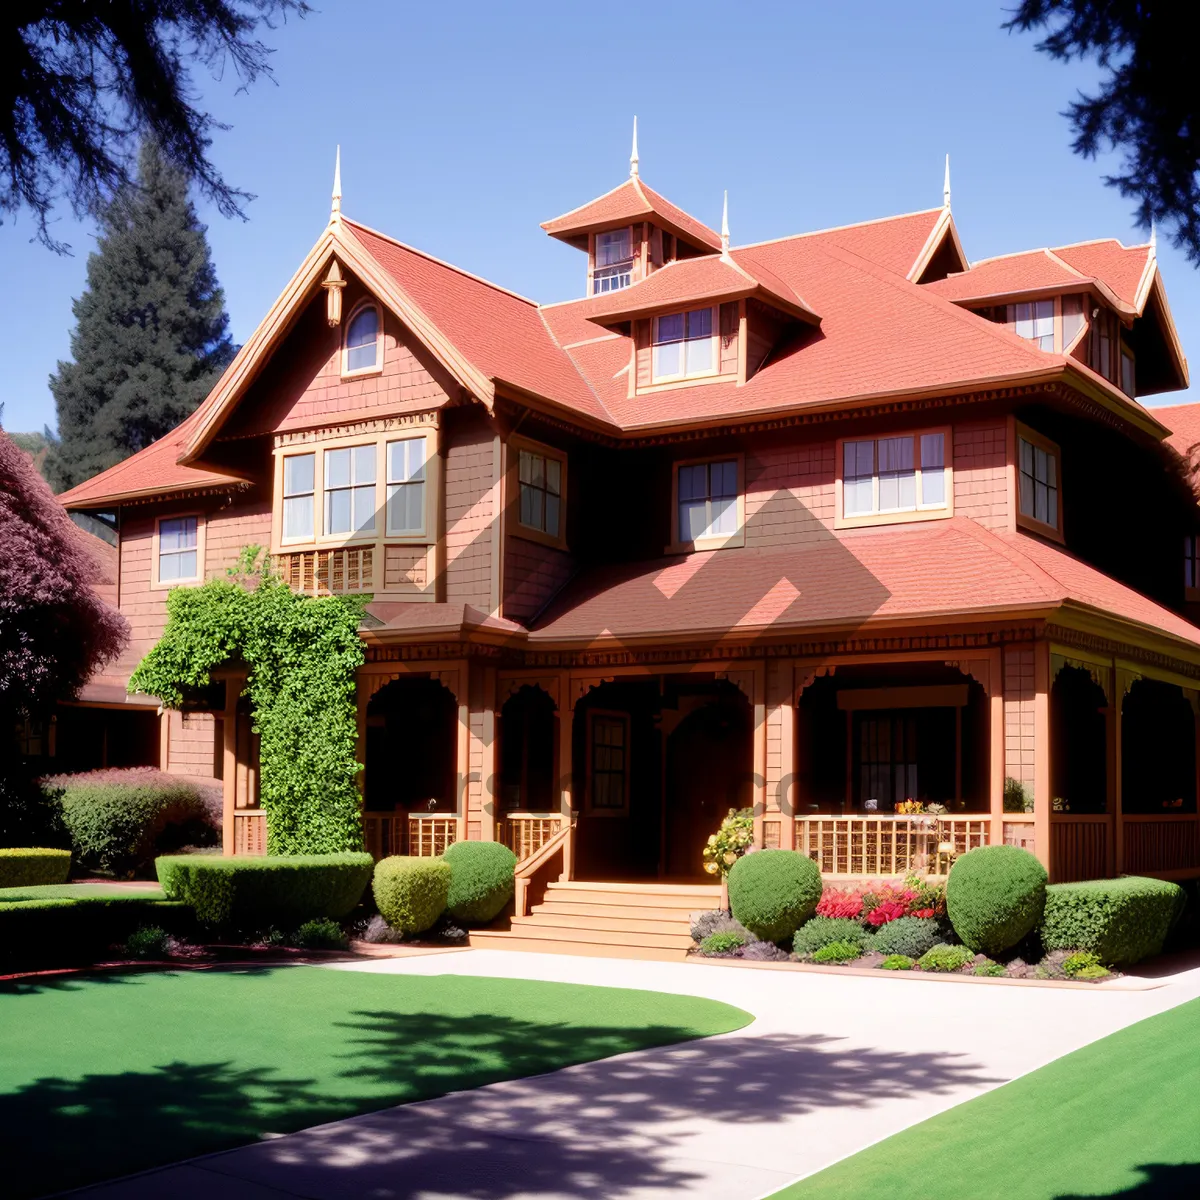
[528,517,1200,656]
[541,177,722,251]
[581,252,820,327]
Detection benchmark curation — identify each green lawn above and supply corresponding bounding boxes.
[778,996,1200,1199]
[0,883,166,901]
[0,965,750,1197]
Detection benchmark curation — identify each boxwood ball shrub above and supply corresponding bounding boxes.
[867,916,942,959]
[442,840,518,924]
[0,848,71,888]
[156,853,373,928]
[372,856,451,934]
[1041,876,1183,964]
[728,850,822,943]
[946,844,1047,955]
[792,916,869,956]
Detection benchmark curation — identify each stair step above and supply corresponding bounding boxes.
[542,889,719,911]
[518,911,690,936]
[469,932,688,962]
[546,881,721,897]
[533,900,703,922]
[502,921,693,950]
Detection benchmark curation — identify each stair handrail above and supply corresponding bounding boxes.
[513,815,577,917]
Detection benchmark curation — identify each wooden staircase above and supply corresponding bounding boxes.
[469,880,722,961]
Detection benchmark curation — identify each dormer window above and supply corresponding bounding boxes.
[593,229,633,294]
[653,308,714,381]
[344,303,381,373]
[1009,301,1055,351]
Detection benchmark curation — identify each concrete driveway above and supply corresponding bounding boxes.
[69,949,1200,1199]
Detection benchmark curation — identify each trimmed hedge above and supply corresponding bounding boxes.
[0,848,71,888]
[728,850,822,943]
[793,917,869,956]
[373,856,451,934]
[867,916,942,959]
[1041,876,1183,964]
[156,853,373,928]
[947,844,1047,955]
[443,840,517,924]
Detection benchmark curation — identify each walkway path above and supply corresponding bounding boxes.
[73,950,1200,1199]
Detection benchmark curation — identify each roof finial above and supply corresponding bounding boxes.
[943,153,951,209]
[630,117,639,179]
[331,145,342,220]
[1150,217,1158,258]
[721,189,730,256]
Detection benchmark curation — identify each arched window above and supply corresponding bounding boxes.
[345,304,380,372]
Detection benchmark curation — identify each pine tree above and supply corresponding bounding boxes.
[48,140,236,490]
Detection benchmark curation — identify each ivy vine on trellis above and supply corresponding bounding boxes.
[129,548,366,854]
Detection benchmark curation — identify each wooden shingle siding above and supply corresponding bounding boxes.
[443,416,495,610]
[719,302,739,375]
[953,420,1008,529]
[744,441,837,547]
[1004,647,1037,796]
[504,537,574,623]
[167,711,217,775]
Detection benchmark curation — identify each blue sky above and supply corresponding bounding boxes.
[2,0,1194,433]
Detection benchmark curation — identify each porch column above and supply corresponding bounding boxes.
[1114,669,1128,875]
[479,666,498,843]
[752,663,767,848]
[221,677,238,856]
[455,678,470,839]
[771,661,797,850]
[989,660,1005,848]
[1033,642,1052,874]
[1105,692,1118,877]
[558,670,574,879]
[354,675,368,797]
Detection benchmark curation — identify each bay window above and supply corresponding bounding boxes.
[386,437,426,536]
[839,431,948,523]
[324,445,376,536]
[653,308,715,381]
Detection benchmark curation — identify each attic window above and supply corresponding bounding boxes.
[1008,300,1054,351]
[593,229,633,294]
[344,304,381,373]
[653,308,715,381]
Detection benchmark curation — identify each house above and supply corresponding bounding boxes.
[56,135,1200,941]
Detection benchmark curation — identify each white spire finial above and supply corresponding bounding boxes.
[721,189,730,255]
[943,153,951,209]
[331,145,342,220]
[1150,218,1158,258]
[630,117,639,179]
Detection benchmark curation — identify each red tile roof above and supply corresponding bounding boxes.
[541,178,722,251]
[1053,240,1154,309]
[1154,401,1200,459]
[364,601,524,637]
[581,253,820,326]
[528,518,1200,651]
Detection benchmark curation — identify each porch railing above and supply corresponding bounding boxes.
[1122,813,1200,874]
[496,813,564,862]
[361,812,462,860]
[795,815,989,876]
[1050,814,1111,883]
[233,809,267,856]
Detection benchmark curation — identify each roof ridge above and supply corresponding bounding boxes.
[541,178,646,226]
[1042,248,1089,280]
[342,217,540,307]
[731,207,943,253]
[535,307,617,425]
[1052,236,1151,253]
[636,179,719,236]
[954,521,1067,602]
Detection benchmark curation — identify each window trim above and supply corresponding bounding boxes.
[589,226,635,296]
[151,512,206,590]
[668,452,745,552]
[1011,419,1064,543]
[585,709,631,816]
[651,306,720,384]
[506,434,568,551]
[280,449,317,546]
[833,427,954,530]
[341,299,384,378]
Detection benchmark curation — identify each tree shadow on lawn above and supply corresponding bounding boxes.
[1,1010,1001,1199]
[1058,1162,1200,1198]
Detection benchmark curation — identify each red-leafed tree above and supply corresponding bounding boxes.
[1,428,128,835]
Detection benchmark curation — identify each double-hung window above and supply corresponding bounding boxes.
[344,304,380,373]
[157,516,199,582]
[840,432,947,522]
[678,459,738,544]
[386,437,426,536]
[518,448,563,539]
[653,308,714,381]
[1017,430,1060,533]
[589,712,629,812]
[282,453,316,541]
[593,229,633,294]
[324,445,376,536]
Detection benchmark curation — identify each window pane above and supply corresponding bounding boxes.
[353,484,376,533]
[685,334,713,374]
[1019,438,1033,478]
[1019,470,1033,518]
[284,454,314,497]
[518,450,533,484]
[678,464,707,502]
[922,467,946,506]
[655,313,684,343]
[713,460,738,499]
[528,453,545,488]
[680,499,708,542]
[388,438,424,484]
[878,437,914,473]
[175,550,197,579]
[1035,482,1048,525]
[845,440,873,480]
[327,488,351,534]
[284,494,314,540]
[159,517,196,551]
[687,308,713,338]
[710,495,736,534]
[545,458,561,496]
[920,433,944,470]
[159,551,181,581]
[545,493,561,537]
[844,476,874,516]
[1035,446,1050,484]
[1033,300,1054,350]
[596,229,631,267]
[346,307,379,371]
[387,482,423,534]
[1062,294,1085,347]
[653,340,682,378]
[325,448,350,489]
[353,444,376,484]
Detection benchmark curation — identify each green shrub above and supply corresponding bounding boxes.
[811,939,863,963]
[0,847,71,888]
[123,925,171,959]
[728,850,822,943]
[1041,876,1182,965]
[372,856,451,934]
[946,845,1047,955]
[867,916,942,959]
[917,943,975,972]
[879,954,914,970]
[702,808,755,878]
[699,930,747,955]
[45,769,220,877]
[290,918,349,950]
[443,840,518,924]
[792,917,869,956]
[1004,776,1033,813]
[156,853,372,928]
[1072,963,1112,980]
[973,959,1005,977]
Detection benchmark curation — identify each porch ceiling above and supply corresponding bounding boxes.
[527,517,1200,660]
